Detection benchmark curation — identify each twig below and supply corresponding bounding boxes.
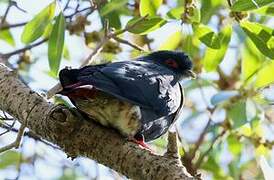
[189,117,212,161]
[65,7,93,20]
[194,129,226,169]
[0,0,12,26]
[0,3,91,31]
[2,39,47,59]
[0,123,60,149]
[113,36,145,51]
[0,124,26,153]
[64,0,72,10]
[227,0,232,7]
[0,22,27,30]
[0,119,16,136]
[164,131,180,159]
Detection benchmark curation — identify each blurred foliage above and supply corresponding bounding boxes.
[0,0,274,179]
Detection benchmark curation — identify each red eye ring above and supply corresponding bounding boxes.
[165,59,178,68]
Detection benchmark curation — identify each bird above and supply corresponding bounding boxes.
[57,50,196,148]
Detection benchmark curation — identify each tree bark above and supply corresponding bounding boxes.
[0,63,195,180]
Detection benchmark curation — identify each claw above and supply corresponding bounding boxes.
[132,139,153,151]
[128,135,153,152]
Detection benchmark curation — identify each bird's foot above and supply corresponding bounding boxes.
[128,136,153,152]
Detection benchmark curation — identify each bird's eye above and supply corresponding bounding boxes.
[165,59,178,68]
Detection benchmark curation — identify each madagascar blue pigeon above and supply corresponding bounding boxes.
[58,51,195,148]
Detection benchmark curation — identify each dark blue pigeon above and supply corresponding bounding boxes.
[58,51,195,148]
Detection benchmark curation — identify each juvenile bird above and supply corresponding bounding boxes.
[58,51,195,148]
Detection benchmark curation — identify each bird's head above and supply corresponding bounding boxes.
[145,50,196,79]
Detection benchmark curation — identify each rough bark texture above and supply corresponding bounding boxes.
[0,63,195,180]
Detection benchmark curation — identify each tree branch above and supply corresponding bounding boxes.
[0,124,26,153]
[2,39,47,59]
[0,63,195,179]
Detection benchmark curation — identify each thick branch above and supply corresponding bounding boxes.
[0,63,195,180]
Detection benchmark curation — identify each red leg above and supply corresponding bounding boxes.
[132,139,152,151]
[128,136,153,152]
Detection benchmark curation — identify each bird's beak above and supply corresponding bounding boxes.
[184,70,196,79]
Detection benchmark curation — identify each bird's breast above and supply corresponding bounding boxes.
[72,91,141,137]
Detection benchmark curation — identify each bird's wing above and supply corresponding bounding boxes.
[70,61,181,115]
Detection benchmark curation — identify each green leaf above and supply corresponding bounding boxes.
[0,29,15,46]
[201,154,227,179]
[200,0,222,24]
[228,101,247,129]
[241,38,264,82]
[21,2,56,44]
[102,11,121,29]
[191,6,201,23]
[254,4,274,16]
[140,0,163,16]
[63,44,70,60]
[255,144,269,156]
[240,21,274,59]
[181,34,200,58]
[166,7,184,19]
[43,22,54,38]
[227,134,243,155]
[231,0,273,11]
[195,24,221,49]
[126,16,167,35]
[158,31,182,50]
[48,12,65,76]
[100,0,128,16]
[255,60,274,88]
[0,151,21,169]
[202,25,232,71]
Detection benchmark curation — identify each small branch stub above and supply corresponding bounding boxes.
[165,131,180,159]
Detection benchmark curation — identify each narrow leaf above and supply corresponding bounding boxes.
[254,4,274,16]
[63,44,70,60]
[195,24,221,49]
[48,13,65,76]
[203,25,232,71]
[189,6,201,23]
[126,16,166,35]
[158,31,182,50]
[102,11,121,29]
[100,0,128,16]
[21,2,55,44]
[231,0,273,11]
[240,21,274,59]
[241,38,264,82]
[0,151,22,169]
[140,0,163,16]
[255,60,274,88]
[0,29,15,46]
[166,7,184,20]
[200,0,222,24]
[227,134,243,155]
[228,101,247,129]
